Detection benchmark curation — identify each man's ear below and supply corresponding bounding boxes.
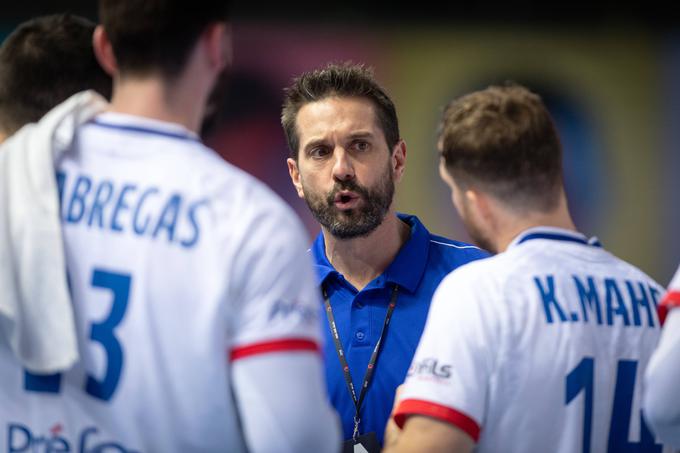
[466,187,505,237]
[93,25,118,76]
[287,158,305,199]
[203,22,232,73]
[464,188,489,221]
[391,140,407,182]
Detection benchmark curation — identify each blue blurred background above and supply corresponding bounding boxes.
[1,2,678,283]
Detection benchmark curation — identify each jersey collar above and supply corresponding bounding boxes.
[508,226,602,250]
[91,112,201,143]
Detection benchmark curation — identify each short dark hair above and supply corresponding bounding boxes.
[439,84,564,212]
[98,0,230,79]
[281,62,400,160]
[0,14,112,136]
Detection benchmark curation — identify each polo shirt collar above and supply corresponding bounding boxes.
[310,213,430,293]
[311,233,337,288]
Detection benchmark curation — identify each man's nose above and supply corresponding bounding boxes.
[331,148,355,182]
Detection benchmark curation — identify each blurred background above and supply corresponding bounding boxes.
[1,1,678,283]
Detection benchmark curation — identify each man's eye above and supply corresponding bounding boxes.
[309,147,330,158]
[353,141,370,152]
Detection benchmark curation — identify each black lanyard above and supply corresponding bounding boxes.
[323,284,399,441]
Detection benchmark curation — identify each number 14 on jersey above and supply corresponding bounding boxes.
[566,357,662,453]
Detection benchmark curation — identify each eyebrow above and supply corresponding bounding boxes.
[347,131,375,141]
[302,131,376,153]
[302,138,330,153]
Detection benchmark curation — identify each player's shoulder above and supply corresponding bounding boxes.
[199,151,305,236]
[598,249,665,291]
[436,251,508,296]
[178,143,270,200]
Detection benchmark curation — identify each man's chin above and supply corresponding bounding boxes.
[333,208,357,218]
[329,228,372,241]
[327,219,382,240]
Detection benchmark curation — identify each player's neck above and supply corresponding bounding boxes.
[323,210,410,291]
[496,197,576,252]
[108,75,208,134]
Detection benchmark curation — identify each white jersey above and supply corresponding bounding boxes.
[395,227,671,453]
[643,265,680,448]
[0,112,339,452]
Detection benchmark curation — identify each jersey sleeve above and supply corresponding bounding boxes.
[225,198,322,360]
[643,265,680,448]
[231,351,341,452]
[393,267,500,443]
[643,308,680,447]
[224,191,341,452]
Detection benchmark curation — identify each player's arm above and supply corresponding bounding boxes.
[227,201,340,453]
[383,414,474,453]
[383,267,497,453]
[231,350,340,453]
[643,282,680,448]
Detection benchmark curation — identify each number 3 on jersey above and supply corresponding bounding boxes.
[566,357,662,453]
[24,268,131,401]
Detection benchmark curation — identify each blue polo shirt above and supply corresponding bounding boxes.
[311,213,489,445]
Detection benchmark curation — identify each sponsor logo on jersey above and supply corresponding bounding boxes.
[407,358,452,379]
[7,422,139,453]
[268,299,318,324]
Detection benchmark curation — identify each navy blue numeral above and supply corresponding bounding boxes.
[23,268,131,402]
[85,270,131,401]
[565,357,662,453]
[566,357,594,453]
[607,360,662,452]
[23,371,62,393]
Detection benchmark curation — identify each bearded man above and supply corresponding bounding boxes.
[282,63,489,452]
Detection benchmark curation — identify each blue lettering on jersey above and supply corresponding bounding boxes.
[110,184,137,232]
[649,285,661,312]
[88,180,114,228]
[179,199,208,248]
[58,172,207,249]
[66,175,92,224]
[132,187,159,235]
[626,280,655,327]
[8,422,139,453]
[56,172,67,207]
[535,274,658,328]
[535,275,568,323]
[573,276,603,325]
[605,278,630,326]
[153,194,181,242]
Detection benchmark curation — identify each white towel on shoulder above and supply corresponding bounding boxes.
[0,90,108,373]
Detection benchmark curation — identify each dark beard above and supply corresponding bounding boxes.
[467,225,495,254]
[303,168,395,240]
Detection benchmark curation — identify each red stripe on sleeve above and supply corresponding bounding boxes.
[662,290,680,307]
[393,398,481,442]
[230,338,319,361]
[658,290,680,326]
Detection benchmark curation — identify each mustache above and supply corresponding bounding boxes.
[325,180,370,205]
